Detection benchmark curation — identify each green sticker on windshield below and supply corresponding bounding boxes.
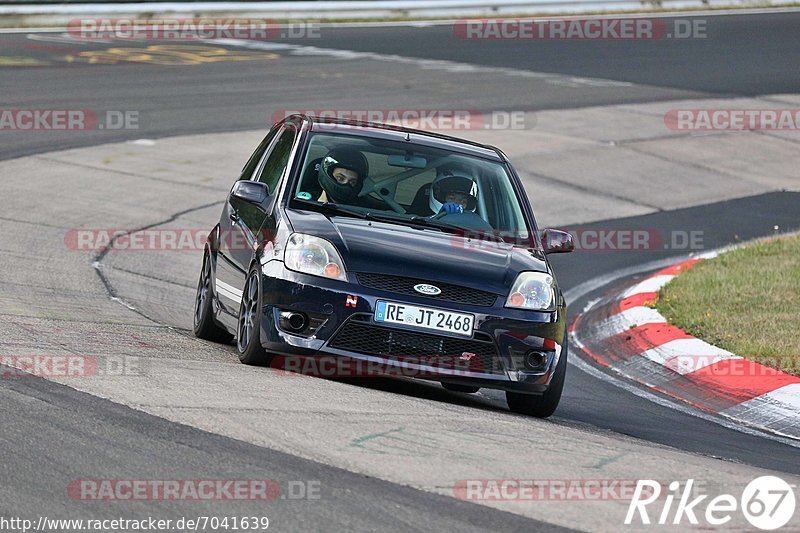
[295,191,312,200]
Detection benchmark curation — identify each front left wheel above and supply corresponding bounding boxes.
[236,266,274,366]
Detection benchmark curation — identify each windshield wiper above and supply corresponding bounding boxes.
[295,200,444,232]
[293,198,372,220]
[292,199,501,239]
[408,215,506,243]
[406,215,467,233]
[349,212,446,232]
[293,199,433,230]
[356,211,500,240]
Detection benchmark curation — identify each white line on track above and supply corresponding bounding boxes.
[2,6,800,33]
[208,37,631,87]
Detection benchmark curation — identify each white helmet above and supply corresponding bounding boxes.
[429,162,478,214]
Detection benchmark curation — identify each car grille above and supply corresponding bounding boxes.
[356,273,498,307]
[327,318,504,375]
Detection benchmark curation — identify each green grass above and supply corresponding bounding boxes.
[656,234,800,376]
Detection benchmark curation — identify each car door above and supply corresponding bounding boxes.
[215,127,279,316]
[216,125,299,317]
[247,124,300,262]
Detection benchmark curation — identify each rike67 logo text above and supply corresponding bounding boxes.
[626,476,796,530]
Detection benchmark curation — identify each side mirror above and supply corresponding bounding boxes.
[541,229,574,254]
[231,180,269,205]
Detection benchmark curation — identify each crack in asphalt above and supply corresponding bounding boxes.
[623,143,779,186]
[34,154,229,192]
[108,265,196,289]
[10,318,90,360]
[90,199,223,325]
[523,169,663,211]
[756,130,800,146]
[0,312,164,328]
[0,214,73,230]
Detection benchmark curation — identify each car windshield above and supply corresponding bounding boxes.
[291,131,530,242]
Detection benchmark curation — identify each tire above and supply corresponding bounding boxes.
[193,250,233,343]
[441,383,480,394]
[236,266,274,366]
[506,335,568,418]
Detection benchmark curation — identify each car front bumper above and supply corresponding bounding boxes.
[258,261,567,394]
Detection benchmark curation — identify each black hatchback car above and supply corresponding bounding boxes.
[193,115,574,417]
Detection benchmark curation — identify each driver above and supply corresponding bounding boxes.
[316,148,369,204]
[429,166,494,232]
[429,172,478,216]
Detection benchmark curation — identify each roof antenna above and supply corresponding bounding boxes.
[404,132,410,141]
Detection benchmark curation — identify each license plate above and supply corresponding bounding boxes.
[374,300,474,337]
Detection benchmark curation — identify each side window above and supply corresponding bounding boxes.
[240,128,279,180]
[255,128,297,194]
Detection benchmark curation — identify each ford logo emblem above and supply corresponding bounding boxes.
[414,283,441,296]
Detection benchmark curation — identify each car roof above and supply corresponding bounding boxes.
[283,114,506,162]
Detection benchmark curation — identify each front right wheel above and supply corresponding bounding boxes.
[506,335,567,418]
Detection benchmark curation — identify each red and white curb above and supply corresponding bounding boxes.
[571,254,800,440]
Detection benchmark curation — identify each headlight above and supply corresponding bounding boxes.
[505,272,556,311]
[284,233,347,281]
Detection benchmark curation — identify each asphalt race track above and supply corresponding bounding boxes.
[3,11,800,160]
[1,10,800,531]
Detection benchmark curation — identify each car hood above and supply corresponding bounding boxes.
[285,208,548,295]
